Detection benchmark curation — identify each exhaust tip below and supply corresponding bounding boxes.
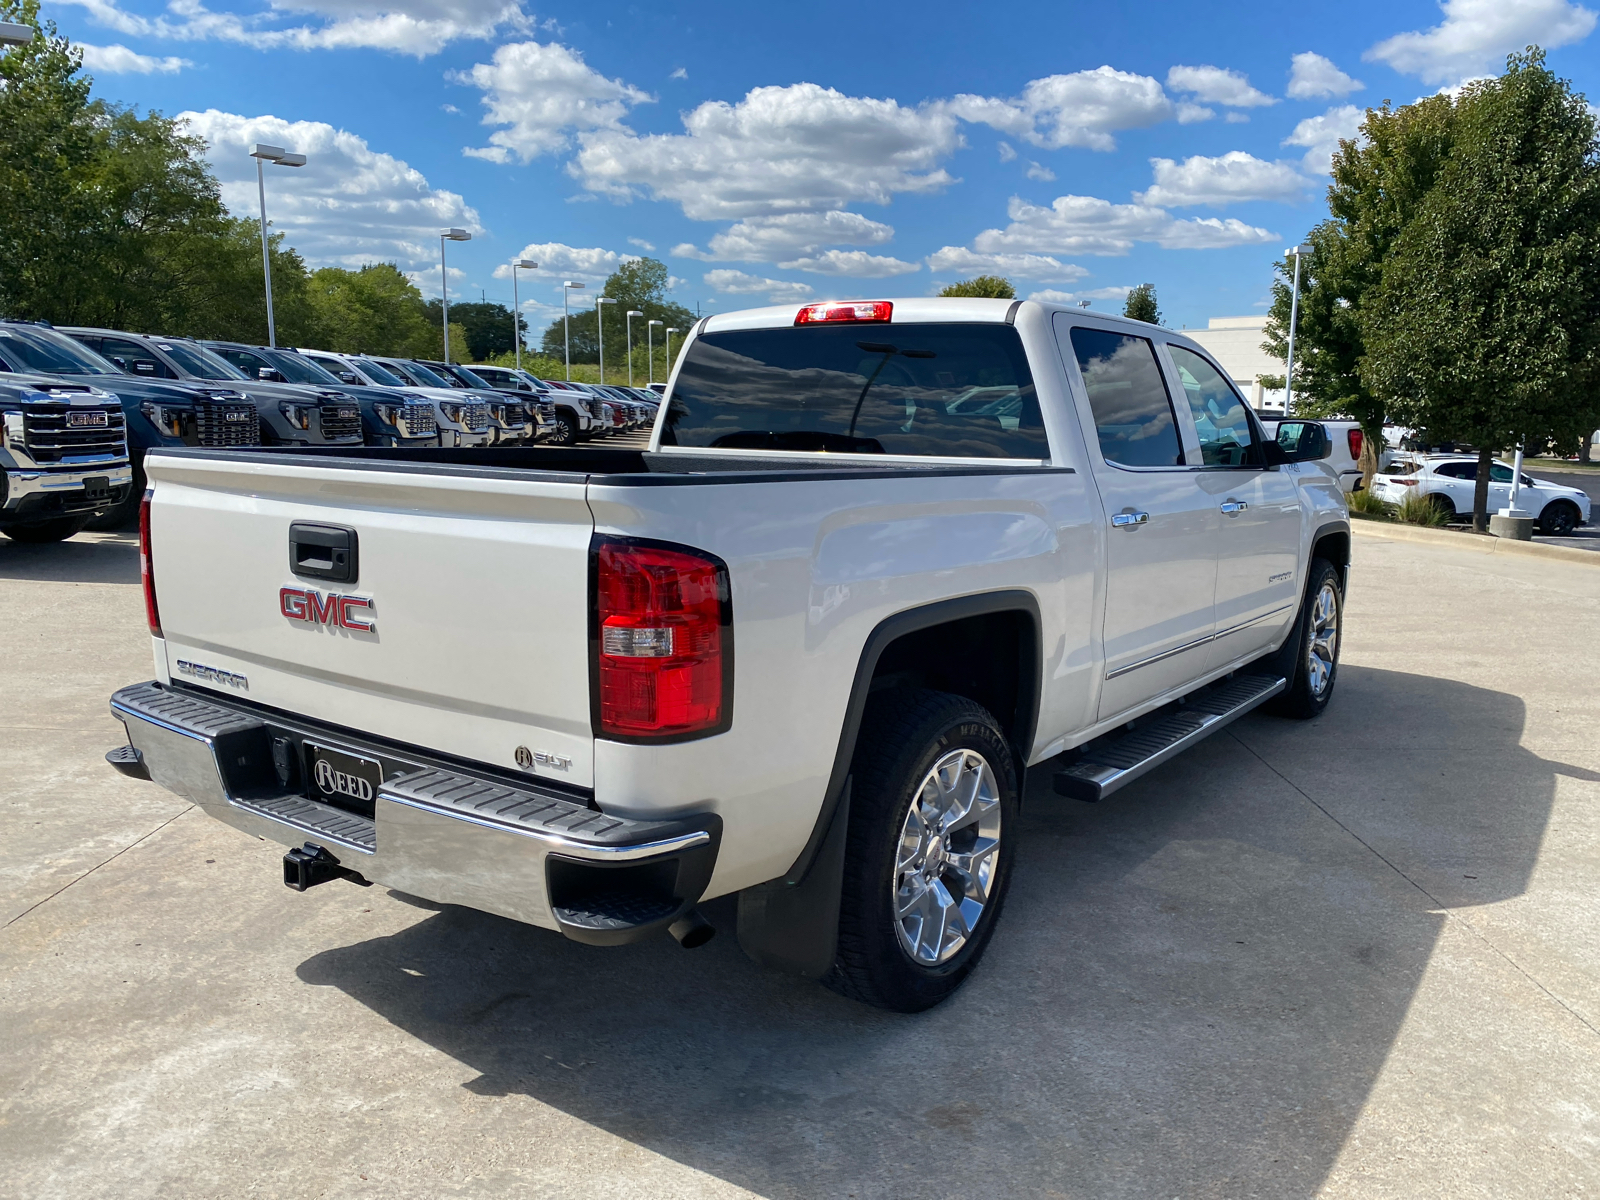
[668,909,715,949]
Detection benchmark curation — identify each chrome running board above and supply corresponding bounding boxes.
[1053,674,1286,803]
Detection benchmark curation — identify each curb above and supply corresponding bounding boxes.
[1352,516,1600,567]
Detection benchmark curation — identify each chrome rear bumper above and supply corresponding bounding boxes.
[108,682,720,944]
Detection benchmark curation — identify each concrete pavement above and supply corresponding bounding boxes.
[1,528,1597,1199]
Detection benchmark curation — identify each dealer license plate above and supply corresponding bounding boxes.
[305,742,383,817]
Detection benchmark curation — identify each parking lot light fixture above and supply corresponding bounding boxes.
[438,228,472,365]
[1283,243,1312,418]
[249,143,305,348]
[563,282,586,380]
[595,296,618,383]
[647,319,664,386]
[625,310,644,385]
[0,21,35,45]
[511,259,537,371]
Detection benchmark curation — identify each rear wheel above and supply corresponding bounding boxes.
[827,689,1019,1012]
[1427,493,1456,520]
[546,413,577,445]
[1539,501,1580,537]
[3,515,91,543]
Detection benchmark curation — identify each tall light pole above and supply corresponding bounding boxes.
[625,310,644,385]
[1283,243,1312,418]
[664,327,680,382]
[249,143,306,347]
[595,296,617,383]
[511,258,537,371]
[438,228,472,364]
[647,319,664,386]
[562,282,586,380]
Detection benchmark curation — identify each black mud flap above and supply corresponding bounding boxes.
[735,778,851,979]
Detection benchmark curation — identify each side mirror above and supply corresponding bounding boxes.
[109,357,129,370]
[1269,420,1332,463]
[338,372,360,384]
[258,367,285,382]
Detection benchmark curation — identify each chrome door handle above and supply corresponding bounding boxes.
[1220,499,1249,516]
[1111,509,1150,528]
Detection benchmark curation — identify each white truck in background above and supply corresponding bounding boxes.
[107,297,1349,1012]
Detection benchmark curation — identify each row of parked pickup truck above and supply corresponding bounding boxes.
[0,317,662,538]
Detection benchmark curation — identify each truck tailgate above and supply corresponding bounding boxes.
[145,454,596,787]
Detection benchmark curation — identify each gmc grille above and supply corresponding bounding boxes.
[318,404,362,442]
[22,405,128,464]
[463,403,491,432]
[397,403,436,438]
[195,401,261,447]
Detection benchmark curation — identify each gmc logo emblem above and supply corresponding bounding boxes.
[280,587,374,632]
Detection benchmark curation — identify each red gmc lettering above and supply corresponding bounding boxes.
[279,587,375,633]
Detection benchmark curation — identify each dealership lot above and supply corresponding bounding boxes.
[1,528,1597,1199]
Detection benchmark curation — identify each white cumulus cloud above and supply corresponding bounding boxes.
[1287,52,1363,99]
[78,42,191,72]
[704,269,815,302]
[672,211,895,262]
[1366,0,1597,85]
[1166,65,1277,108]
[777,250,919,277]
[490,242,638,282]
[58,0,530,56]
[925,247,1089,282]
[454,40,652,161]
[1176,102,1215,124]
[1027,286,1133,305]
[1283,104,1365,174]
[179,109,482,277]
[1136,152,1310,207]
[571,83,960,220]
[947,66,1173,151]
[971,194,1278,257]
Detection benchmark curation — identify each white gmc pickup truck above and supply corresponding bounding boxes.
[107,297,1349,1012]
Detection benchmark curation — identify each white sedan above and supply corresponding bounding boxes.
[1370,456,1591,535]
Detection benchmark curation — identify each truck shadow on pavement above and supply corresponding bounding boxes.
[0,532,139,584]
[296,665,1591,1199]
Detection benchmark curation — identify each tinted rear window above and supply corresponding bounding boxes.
[661,324,1048,459]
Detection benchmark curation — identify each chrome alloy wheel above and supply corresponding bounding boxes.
[1307,580,1340,697]
[893,748,1003,966]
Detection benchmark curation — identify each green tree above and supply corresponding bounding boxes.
[938,275,1015,299]
[1363,49,1600,530]
[305,263,436,357]
[1262,92,1459,484]
[422,298,523,362]
[1122,283,1161,324]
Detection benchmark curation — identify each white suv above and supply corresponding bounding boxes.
[1370,456,1591,534]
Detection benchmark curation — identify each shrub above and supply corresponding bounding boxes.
[1395,489,1449,526]
[1347,487,1392,516]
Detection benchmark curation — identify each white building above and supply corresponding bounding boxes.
[1183,316,1287,411]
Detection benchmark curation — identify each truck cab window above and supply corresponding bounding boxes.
[1066,327,1182,467]
[1167,345,1260,467]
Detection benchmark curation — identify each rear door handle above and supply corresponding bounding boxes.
[1220,499,1249,516]
[1111,509,1150,528]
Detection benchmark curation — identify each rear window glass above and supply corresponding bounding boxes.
[661,324,1048,459]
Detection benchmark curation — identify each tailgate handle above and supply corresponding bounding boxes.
[289,522,358,584]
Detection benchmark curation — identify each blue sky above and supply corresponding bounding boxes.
[46,0,1600,335]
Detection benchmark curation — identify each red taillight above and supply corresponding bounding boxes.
[795,300,893,326]
[139,488,161,637]
[1348,428,1364,461]
[594,538,730,740]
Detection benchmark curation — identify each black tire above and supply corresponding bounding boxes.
[86,454,145,531]
[1267,558,1343,719]
[1427,493,1456,520]
[1538,501,1580,537]
[826,688,1020,1012]
[3,515,91,543]
[546,413,578,445]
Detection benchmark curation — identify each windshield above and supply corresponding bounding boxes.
[0,325,119,375]
[158,340,247,380]
[447,365,491,389]
[663,323,1048,459]
[388,360,450,388]
[353,359,408,388]
[264,349,342,386]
